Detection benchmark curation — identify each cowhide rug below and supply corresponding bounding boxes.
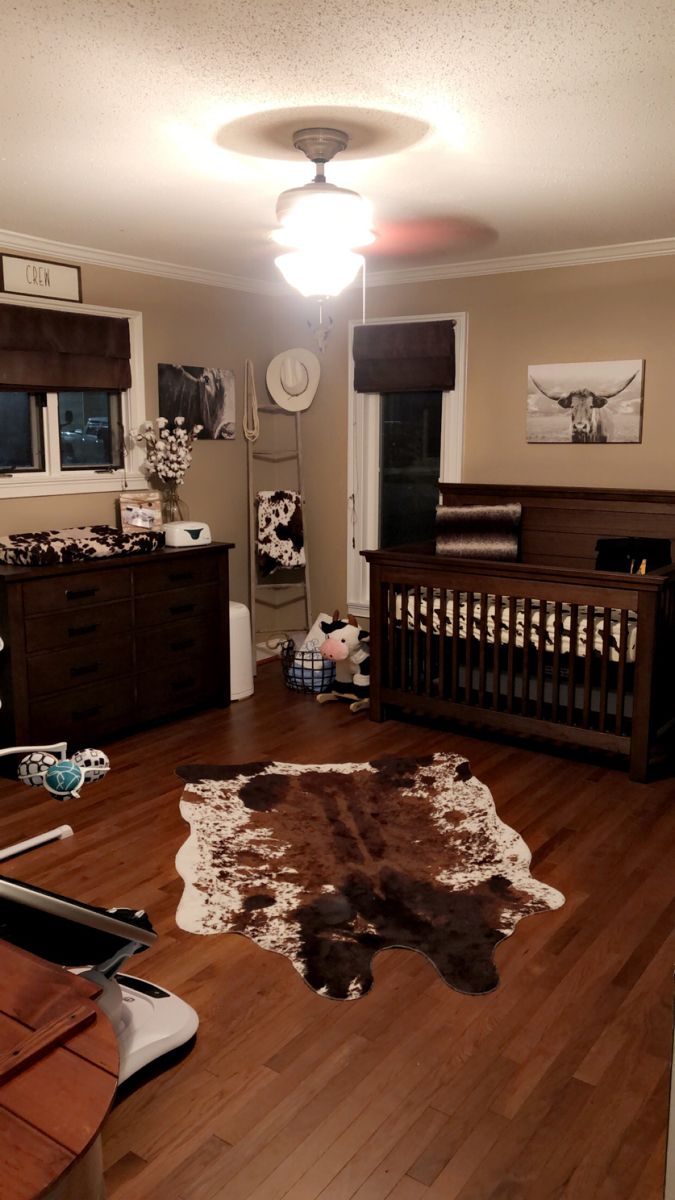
[175,753,564,1000]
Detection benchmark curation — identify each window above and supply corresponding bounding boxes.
[57,392,123,471]
[347,312,467,614]
[0,393,45,473]
[0,297,147,498]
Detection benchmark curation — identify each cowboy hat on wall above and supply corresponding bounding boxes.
[266,348,320,412]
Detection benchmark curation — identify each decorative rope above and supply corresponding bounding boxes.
[243,358,260,442]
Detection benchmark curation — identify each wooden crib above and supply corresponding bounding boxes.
[363,485,675,781]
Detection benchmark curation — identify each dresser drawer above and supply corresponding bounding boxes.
[134,554,218,596]
[23,568,132,616]
[137,659,218,722]
[29,676,135,745]
[136,618,210,673]
[135,583,218,629]
[25,599,132,654]
[27,635,133,699]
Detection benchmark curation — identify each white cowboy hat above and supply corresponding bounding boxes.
[266,348,320,412]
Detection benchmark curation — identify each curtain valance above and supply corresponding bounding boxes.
[353,319,455,393]
[0,304,132,390]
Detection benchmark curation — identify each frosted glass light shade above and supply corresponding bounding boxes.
[273,182,374,250]
[275,250,365,298]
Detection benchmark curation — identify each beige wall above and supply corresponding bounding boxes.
[4,251,675,634]
[0,257,287,608]
[290,255,675,617]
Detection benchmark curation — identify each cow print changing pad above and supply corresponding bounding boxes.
[0,525,165,567]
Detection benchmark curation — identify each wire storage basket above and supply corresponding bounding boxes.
[281,639,335,694]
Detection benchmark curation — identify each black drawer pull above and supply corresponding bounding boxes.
[72,704,102,720]
[68,623,99,638]
[169,637,196,652]
[172,676,195,692]
[168,571,194,583]
[169,603,195,616]
[65,587,99,601]
[70,662,99,678]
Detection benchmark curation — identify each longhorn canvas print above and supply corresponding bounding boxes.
[526,360,644,444]
[158,363,235,440]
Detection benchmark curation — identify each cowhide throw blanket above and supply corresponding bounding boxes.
[175,753,564,1000]
[256,489,305,577]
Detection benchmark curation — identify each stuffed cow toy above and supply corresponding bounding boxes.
[316,612,370,714]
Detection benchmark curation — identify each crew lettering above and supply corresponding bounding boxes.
[25,264,51,288]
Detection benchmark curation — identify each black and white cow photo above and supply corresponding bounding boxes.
[526,360,644,444]
[158,363,235,440]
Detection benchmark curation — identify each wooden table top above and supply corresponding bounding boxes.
[0,941,119,1200]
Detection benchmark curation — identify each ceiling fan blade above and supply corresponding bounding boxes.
[366,216,497,258]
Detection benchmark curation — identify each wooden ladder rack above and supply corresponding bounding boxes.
[247,408,311,667]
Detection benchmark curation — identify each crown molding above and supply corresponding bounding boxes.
[1,225,674,298]
[0,227,284,296]
[365,235,675,287]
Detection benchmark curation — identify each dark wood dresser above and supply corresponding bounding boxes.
[0,542,233,750]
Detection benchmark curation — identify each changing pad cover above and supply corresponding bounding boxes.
[0,524,165,567]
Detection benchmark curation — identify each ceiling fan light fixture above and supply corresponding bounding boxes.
[272,126,374,295]
[273,182,374,250]
[274,249,365,299]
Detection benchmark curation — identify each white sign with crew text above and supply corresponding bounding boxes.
[1,254,82,301]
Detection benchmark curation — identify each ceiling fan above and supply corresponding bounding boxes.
[270,126,374,299]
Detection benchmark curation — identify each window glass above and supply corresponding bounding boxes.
[0,392,45,472]
[58,391,123,470]
[379,390,442,548]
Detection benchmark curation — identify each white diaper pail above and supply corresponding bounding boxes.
[229,602,254,700]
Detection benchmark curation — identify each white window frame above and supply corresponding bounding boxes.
[347,311,467,616]
[0,294,147,498]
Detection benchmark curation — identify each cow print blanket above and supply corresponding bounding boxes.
[256,490,305,577]
[175,753,564,1000]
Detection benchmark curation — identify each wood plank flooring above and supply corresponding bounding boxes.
[0,665,672,1199]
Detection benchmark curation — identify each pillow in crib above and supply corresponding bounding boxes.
[595,536,671,574]
[435,503,521,561]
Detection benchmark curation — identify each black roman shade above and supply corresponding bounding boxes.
[353,319,455,393]
[0,303,132,391]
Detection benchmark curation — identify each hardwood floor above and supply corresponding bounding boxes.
[0,665,672,1199]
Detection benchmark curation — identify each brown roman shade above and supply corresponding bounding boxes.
[353,319,455,394]
[0,303,132,390]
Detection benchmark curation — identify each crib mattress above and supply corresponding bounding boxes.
[397,592,638,664]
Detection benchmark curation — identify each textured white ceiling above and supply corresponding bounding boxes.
[1,0,673,282]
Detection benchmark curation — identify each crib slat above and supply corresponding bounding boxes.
[566,603,579,724]
[582,604,595,727]
[438,587,447,698]
[492,593,502,710]
[465,591,474,703]
[412,586,421,693]
[598,606,611,733]
[451,589,461,701]
[615,609,629,735]
[551,602,563,721]
[521,597,532,715]
[425,586,434,696]
[504,597,514,710]
[387,583,396,689]
[400,584,409,692]
[536,599,547,719]
[478,592,488,706]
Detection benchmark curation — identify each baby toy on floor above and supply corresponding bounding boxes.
[316,611,370,714]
